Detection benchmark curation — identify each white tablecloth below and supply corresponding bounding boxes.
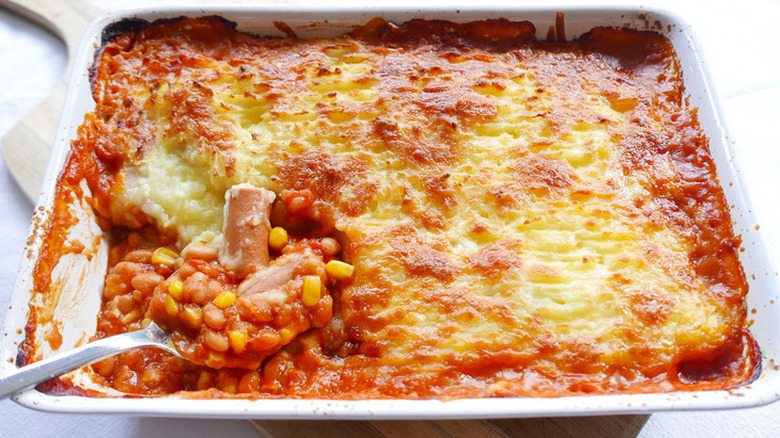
[2,1,779,436]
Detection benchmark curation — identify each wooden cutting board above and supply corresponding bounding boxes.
[0,1,649,436]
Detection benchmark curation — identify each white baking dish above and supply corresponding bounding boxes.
[3,4,779,418]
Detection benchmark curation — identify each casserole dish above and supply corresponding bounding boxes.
[2,4,779,418]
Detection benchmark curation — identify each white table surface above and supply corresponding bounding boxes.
[1,1,779,436]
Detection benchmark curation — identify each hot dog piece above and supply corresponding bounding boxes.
[237,249,315,297]
[218,184,276,279]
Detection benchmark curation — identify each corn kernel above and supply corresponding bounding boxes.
[167,280,184,300]
[302,275,321,306]
[120,309,141,325]
[196,371,213,390]
[152,247,178,266]
[182,306,203,327]
[205,352,226,369]
[164,295,179,316]
[279,328,295,344]
[268,227,289,251]
[326,260,354,281]
[212,290,236,309]
[222,383,238,394]
[229,330,249,354]
[140,317,151,329]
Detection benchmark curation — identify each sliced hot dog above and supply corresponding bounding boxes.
[219,183,276,279]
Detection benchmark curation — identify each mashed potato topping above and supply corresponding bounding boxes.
[28,16,759,397]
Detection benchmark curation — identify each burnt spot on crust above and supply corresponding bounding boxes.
[100,17,151,46]
[92,16,240,89]
[352,18,537,51]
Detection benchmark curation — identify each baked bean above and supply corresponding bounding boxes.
[320,237,341,256]
[207,278,223,296]
[203,303,226,330]
[113,294,135,314]
[125,232,142,248]
[102,275,125,300]
[183,272,209,302]
[251,329,281,351]
[204,331,229,352]
[103,297,120,314]
[237,294,273,323]
[262,354,290,384]
[191,284,218,304]
[286,195,311,213]
[176,262,197,279]
[196,260,223,278]
[148,294,166,320]
[125,249,153,263]
[92,357,116,376]
[142,367,164,383]
[114,261,143,278]
[131,271,164,294]
[183,243,219,261]
[238,371,261,393]
[113,367,137,393]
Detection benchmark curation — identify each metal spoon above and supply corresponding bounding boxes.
[0,322,182,400]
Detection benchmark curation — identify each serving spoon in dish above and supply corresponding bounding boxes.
[0,321,181,400]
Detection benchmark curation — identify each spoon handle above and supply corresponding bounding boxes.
[0,328,158,400]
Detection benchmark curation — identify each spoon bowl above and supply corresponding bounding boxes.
[0,322,181,400]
